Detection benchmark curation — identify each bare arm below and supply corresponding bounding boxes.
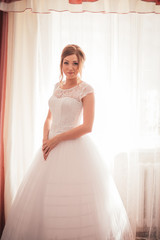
[58,92,95,141]
[43,109,52,142]
[42,92,95,160]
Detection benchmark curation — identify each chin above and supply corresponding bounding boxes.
[67,76,77,80]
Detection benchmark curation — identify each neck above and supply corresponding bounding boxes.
[65,78,78,86]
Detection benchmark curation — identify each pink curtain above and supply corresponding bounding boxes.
[0,10,8,237]
[0,0,21,2]
[142,0,160,4]
[69,0,98,3]
[0,2,21,236]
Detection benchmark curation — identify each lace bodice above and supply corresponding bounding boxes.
[48,81,94,138]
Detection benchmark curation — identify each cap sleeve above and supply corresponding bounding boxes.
[53,82,59,93]
[80,83,94,101]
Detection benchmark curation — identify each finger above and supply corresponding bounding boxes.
[44,147,50,156]
[43,140,49,146]
[43,151,48,160]
[42,143,47,148]
[44,147,50,153]
[43,153,46,160]
[42,144,49,151]
[43,149,49,157]
[44,151,49,160]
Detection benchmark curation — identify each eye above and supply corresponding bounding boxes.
[64,62,69,65]
[73,62,78,65]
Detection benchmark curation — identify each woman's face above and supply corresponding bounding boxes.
[62,54,79,81]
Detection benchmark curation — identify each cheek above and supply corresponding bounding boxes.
[62,65,67,73]
[73,69,79,76]
[75,66,79,73]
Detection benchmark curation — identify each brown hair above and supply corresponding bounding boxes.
[60,44,86,84]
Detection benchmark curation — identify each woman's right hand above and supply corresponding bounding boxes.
[42,138,48,160]
[42,135,61,160]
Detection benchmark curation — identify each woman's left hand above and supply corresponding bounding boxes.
[42,135,61,160]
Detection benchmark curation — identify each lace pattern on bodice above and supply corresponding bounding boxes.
[53,81,94,102]
[48,81,94,138]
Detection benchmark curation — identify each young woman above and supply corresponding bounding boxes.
[1,44,134,240]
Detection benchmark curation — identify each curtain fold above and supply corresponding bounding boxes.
[0,0,160,13]
[0,10,8,237]
[3,11,41,219]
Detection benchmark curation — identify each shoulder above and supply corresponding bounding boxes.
[81,81,94,91]
[52,82,60,94]
[79,81,94,100]
[54,82,60,90]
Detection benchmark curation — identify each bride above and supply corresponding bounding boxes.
[1,44,134,240]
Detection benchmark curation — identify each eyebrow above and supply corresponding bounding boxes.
[64,59,78,62]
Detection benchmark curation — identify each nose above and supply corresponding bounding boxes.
[68,63,73,70]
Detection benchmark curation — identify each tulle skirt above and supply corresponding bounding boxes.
[1,135,134,240]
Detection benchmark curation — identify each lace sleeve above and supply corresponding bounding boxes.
[53,82,59,93]
[80,83,94,101]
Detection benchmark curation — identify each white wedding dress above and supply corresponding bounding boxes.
[1,81,134,240]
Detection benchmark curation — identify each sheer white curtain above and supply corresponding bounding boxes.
[4,10,160,239]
